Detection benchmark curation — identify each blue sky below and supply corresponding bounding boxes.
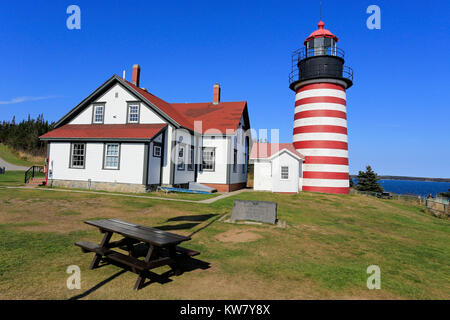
[0,0,449,178]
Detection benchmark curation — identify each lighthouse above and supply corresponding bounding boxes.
[289,21,353,194]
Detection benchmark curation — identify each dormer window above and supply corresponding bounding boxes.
[127,103,140,123]
[93,104,104,124]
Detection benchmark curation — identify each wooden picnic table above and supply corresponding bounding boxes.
[75,218,199,290]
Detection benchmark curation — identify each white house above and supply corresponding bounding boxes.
[250,143,305,193]
[40,65,251,193]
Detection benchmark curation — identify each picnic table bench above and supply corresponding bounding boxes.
[75,219,199,290]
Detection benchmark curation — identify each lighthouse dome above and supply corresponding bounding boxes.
[304,21,339,45]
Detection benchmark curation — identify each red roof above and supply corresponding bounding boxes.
[125,80,193,130]
[125,80,247,133]
[170,101,247,133]
[304,21,339,45]
[250,143,305,160]
[40,124,167,140]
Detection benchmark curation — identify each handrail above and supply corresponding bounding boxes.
[291,46,345,64]
[289,65,353,84]
[24,165,44,184]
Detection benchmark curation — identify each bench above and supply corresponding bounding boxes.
[175,246,200,257]
[76,241,175,272]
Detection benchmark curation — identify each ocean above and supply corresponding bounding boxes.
[372,180,450,197]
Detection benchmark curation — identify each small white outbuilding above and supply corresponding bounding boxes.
[250,143,305,193]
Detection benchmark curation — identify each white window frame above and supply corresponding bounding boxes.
[93,104,104,124]
[70,143,86,169]
[103,143,120,170]
[127,103,140,123]
[202,147,215,172]
[153,144,162,157]
[177,143,185,171]
[281,166,289,180]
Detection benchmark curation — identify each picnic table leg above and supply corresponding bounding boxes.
[134,245,156,291]
[89,231,113,270]
[168,246,182,276]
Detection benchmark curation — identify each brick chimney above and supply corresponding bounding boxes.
[132,64,140,87]
[213,83,221,104]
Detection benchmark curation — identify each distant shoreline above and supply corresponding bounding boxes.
[350,175,450,183]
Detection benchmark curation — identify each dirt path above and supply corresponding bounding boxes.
[0,157,29,171]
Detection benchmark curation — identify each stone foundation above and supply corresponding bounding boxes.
[48,179,147,193]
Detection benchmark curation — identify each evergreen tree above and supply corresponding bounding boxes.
[0,114,54,156]
[349,176,354,188]
[355,165,383,193]
[438,189,450,198]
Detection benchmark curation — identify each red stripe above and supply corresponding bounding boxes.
[295,96,346,106]
[297,83,345,93]
[303,172,349,180]
[302,186,350,194]
[294,140,348,150]
[305,156,349,165]
[294,110,347,120]
[294,125,347,134]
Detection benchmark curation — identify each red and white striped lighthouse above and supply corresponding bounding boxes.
[289,21,353,194]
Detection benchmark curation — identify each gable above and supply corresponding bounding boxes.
[55,75,179,128]
[69,83,166,125]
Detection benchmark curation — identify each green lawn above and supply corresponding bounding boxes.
[0,187,448,299]
[0,170,26,186]
[0,144,36,166]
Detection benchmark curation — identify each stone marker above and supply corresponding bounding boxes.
[231,200,277,224]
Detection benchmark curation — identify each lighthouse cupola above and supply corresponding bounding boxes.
[290,21,354,195]
[289,21,353,90]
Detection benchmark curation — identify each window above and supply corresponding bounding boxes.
[177,144,185,170]
[70,143,86,168]
[127,104,139,123]
[104,143,120,169]
[233,149,237,173]
[153,144,161,157]
[188,145,195,171]
[93,105,104,123]
[281,166,289,180]
[202,147,215,171]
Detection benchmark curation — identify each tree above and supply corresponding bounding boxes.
[438,189,450,198]
[355,165,383,193]
[0,114,54,156]
[349,176,354,188]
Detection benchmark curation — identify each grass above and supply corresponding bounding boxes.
[0,171,26,186]
[0,187,448,300]
[0,144,42,166]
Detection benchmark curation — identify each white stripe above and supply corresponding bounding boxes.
[293,133,348,143]
[302,178,349,188]
[295,103,347,113]
[294,117,347,127]
[295,149,349,158]
[303,164,349,173]
[296,89,346,101]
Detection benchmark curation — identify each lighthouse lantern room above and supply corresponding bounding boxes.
[289,21,353,194]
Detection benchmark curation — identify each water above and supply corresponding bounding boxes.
[377,180,450,197]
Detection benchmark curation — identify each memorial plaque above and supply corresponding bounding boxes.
[231,200,277,224]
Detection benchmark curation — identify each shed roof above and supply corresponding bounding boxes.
[250,143,305,160]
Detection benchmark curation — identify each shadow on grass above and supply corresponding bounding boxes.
[167,214,218,222]
[68,268,127,300]
[68,257,210,299]
[155,222,200,231]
